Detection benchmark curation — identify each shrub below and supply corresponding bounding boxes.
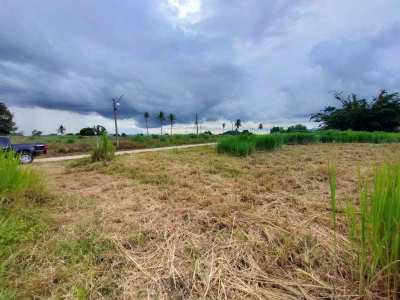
[270,126,285,134]
[91,133,115,162]
[329,163,400,296]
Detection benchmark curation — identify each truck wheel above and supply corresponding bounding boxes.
[20,152,33,164]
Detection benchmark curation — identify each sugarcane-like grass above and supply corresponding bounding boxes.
[329,162,400,297]
[218,130,400,156]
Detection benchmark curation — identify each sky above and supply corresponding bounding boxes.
[1,0,400,135]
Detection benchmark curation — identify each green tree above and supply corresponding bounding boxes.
[287,124,308,133]
[0,102,17,135]
[57,124,66,135]
[79,127,96,136]
[158,111,165,135]
[234,119,241,132]
[270,126,285,134]
[31,129,42,136]
[144,112,150,135]
[168,113,175,135]
[311,90,400,131]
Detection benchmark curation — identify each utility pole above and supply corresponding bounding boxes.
[112,95,123,148]
[195,113,199,135]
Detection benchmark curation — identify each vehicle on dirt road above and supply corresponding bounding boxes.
[0,136,48,164]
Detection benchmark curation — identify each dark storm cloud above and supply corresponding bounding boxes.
[1,0,400,128]
[310,23,400,96]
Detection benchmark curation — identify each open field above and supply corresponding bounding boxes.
[2,143,400,299]
[11,134,218,157]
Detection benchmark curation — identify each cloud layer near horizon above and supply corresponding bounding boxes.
[1,0,400,131]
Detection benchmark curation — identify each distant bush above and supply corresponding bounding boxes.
[65,138,75,144]
[131,135,148,143]
[286,124,308,133]
[91,133,115,162]
[270,124,308,134]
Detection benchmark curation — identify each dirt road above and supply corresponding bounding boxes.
[34,143,216,163]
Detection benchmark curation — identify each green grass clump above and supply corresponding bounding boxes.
[65,138,76,144]
[254,134,284,151]
[329,163,400,297]
[0,206,48,259]
[91,133,115,162]
[0,152,42,200]
[56,232,114,264]
[217,135,256,156]
[217,135,284,156]
[0,152,48,295]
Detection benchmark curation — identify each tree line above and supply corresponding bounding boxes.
[143,111,175,135]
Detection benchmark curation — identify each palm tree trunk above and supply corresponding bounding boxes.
[170,123,172,135]
[146,119,149,135]
[160,122,163,135]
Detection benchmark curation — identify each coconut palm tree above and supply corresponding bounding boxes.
[57,124,66,135]
[258,123,263,131]
[235,119,241,132]
[158,111,165,135]
[144,112,149,135]
[222,123,226,132]
[168,113,175,135]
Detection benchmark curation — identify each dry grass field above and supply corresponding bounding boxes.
[13,143,400,299]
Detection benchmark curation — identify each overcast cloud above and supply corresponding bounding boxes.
[0,0,399,134]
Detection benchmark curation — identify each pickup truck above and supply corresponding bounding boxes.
[0,136,48,164]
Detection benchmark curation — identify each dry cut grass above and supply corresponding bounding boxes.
[31,143,400,299]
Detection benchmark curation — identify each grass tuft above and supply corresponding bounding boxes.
[0,152,42,201]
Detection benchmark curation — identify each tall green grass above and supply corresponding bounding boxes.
[0,151,48,296]
[91,133,115,162]
[218,130,400,156]
[217,135,283,156]
[318,130,400,144]
[329,163,400,296]
[0,152,41,200]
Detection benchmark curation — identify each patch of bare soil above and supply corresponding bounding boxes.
[37,143,400,299]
